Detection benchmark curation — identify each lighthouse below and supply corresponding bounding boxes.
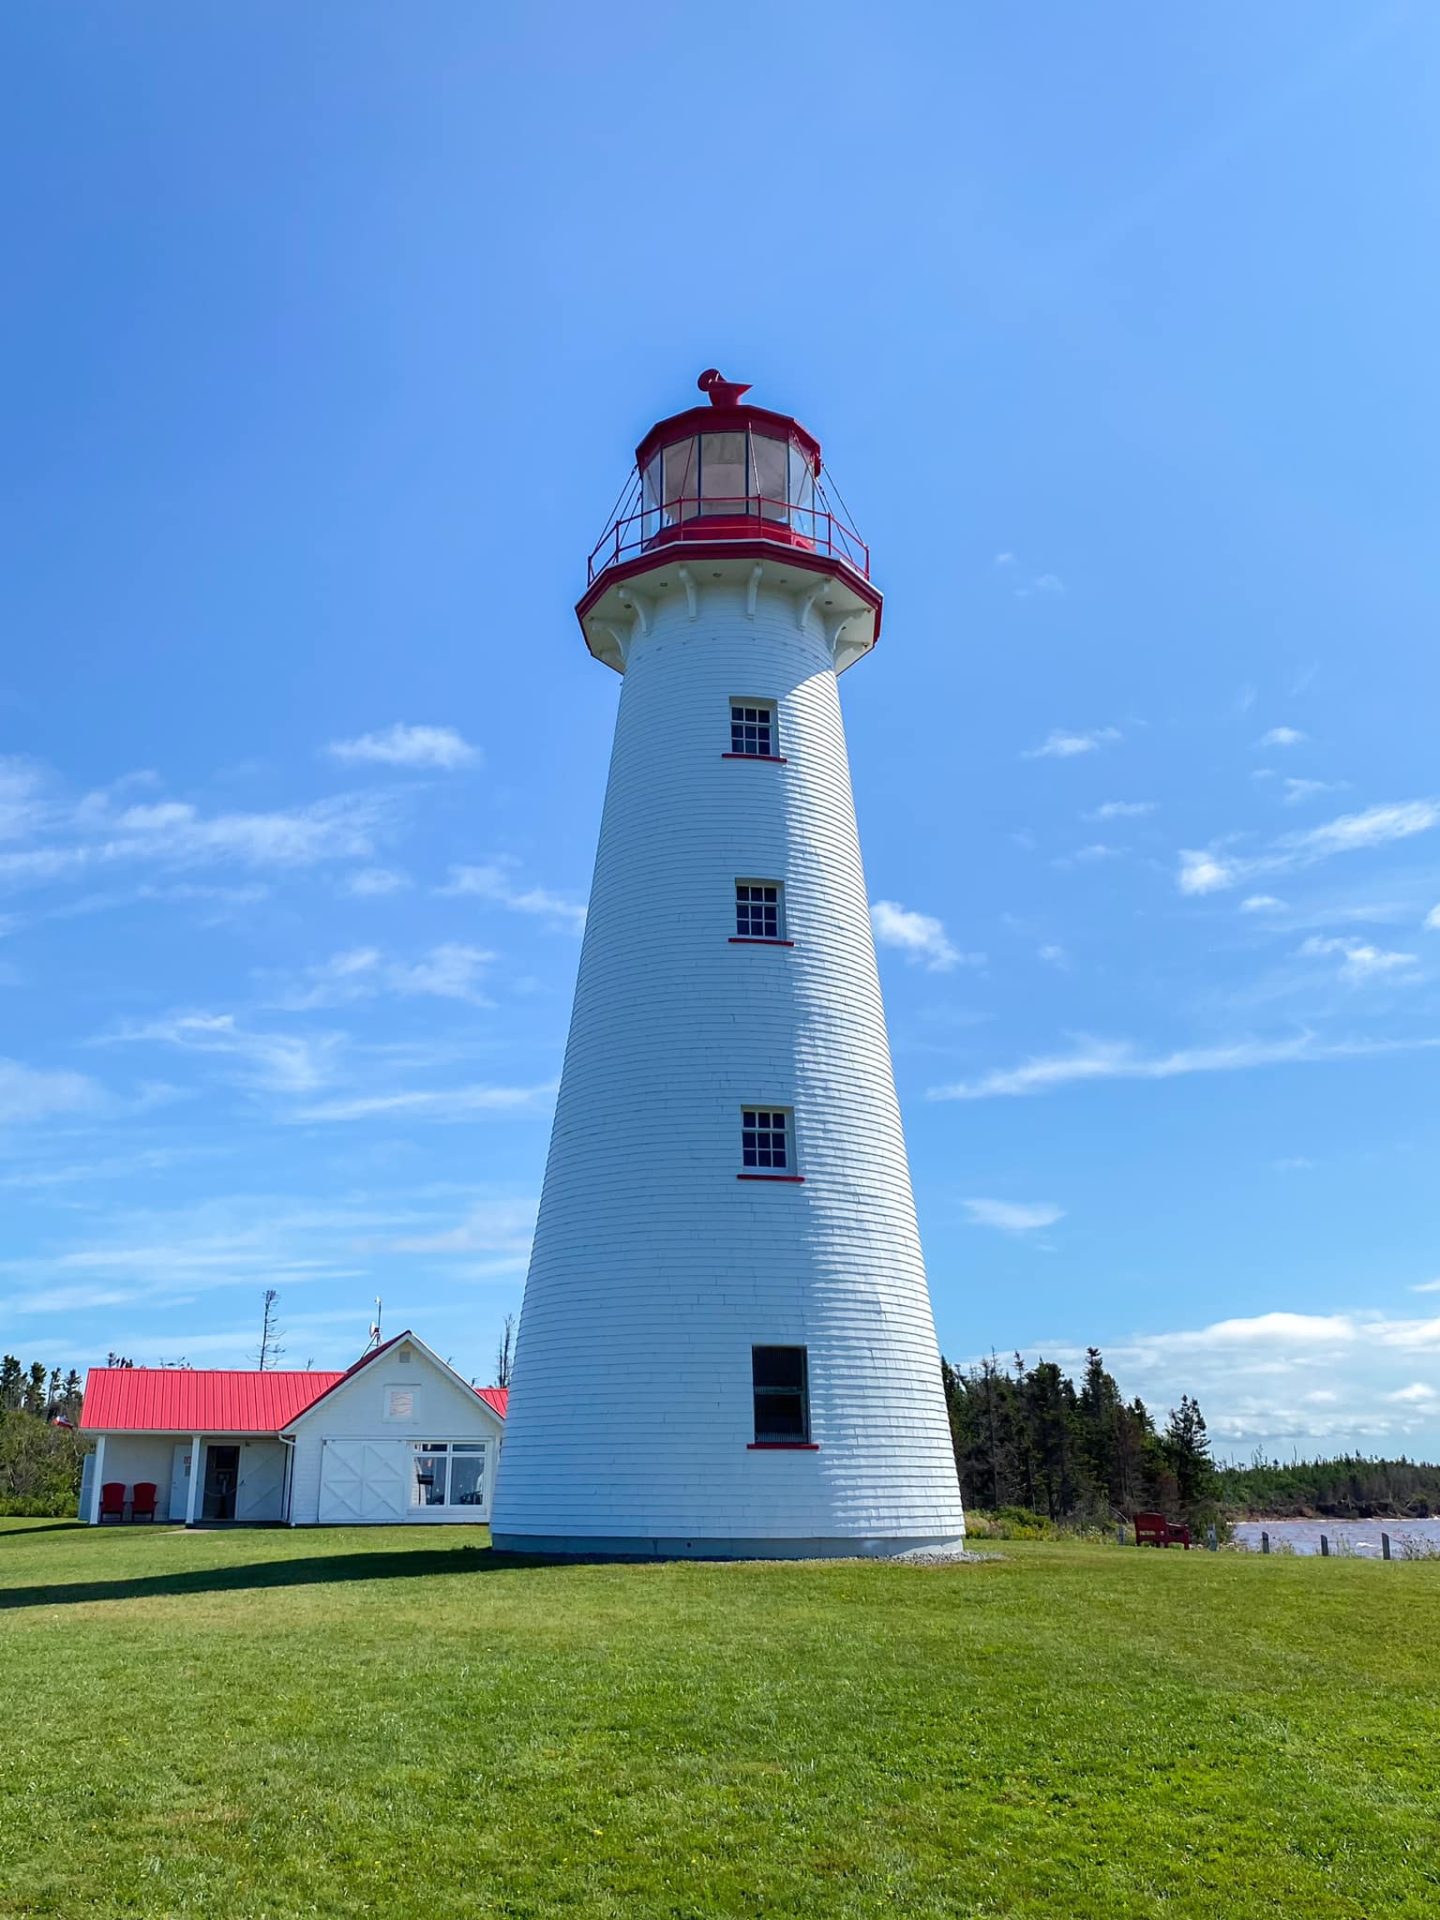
[491,371,965,1557]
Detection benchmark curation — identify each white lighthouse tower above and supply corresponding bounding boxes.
[492,370,965,1557]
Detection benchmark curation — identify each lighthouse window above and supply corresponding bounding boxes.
[700,433,746,514]
[735,882,782,940]
[662,438,699,521]
[730,703,776,757]
[742,1108,790,1171]
[752,1346,810,1443]
[750,434,789,520]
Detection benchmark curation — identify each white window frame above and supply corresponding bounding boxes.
[409,1439,492,1511]
[729,700,778,758]
[735,879,784,941]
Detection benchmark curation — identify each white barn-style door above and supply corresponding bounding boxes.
[318,1439,410,1523]
[236,1441,287,1522]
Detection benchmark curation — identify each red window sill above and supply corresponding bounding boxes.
[737,1173,805,1183]
[747,1442,820,1451]
[728,937,796,947]
[721,752,787,763]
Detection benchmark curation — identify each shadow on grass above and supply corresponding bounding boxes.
[0,1543,564,1611]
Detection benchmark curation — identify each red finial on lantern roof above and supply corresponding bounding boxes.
[698,368,753,408]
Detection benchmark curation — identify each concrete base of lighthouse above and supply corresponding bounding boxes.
[491,1531,969,1561]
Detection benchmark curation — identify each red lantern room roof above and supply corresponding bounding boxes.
[577,369,880,675]
[634,368,823,475]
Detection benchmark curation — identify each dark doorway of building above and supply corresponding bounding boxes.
[202,1444,240,1521]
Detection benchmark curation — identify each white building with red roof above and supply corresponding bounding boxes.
[78,1331,507,1527]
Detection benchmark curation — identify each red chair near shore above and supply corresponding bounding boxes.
[98,1482,126,1523]
[1134,1510,1192,1549]
[130,1482,158,1522]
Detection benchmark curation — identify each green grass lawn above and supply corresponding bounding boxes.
[1,1521,1436,1918]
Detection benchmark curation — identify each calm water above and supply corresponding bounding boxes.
[1233,1517,1440,1558]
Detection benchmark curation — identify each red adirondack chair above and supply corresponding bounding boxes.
[99,1482,126,1522]
[130,1482,159,1523]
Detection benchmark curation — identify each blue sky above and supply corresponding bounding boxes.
[2,3,1438,1457]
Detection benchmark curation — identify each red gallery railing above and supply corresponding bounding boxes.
[586,490,871,587]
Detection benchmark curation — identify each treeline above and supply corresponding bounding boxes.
[941,1348,1221,1529]
[1218,1454,1440,1520]
[0,1357,86,1517]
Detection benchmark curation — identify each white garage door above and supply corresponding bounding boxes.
[318,1439,411,1523]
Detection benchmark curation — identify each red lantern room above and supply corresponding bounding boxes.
[576,370,883,674]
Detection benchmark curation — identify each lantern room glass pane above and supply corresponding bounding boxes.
[788,443,816,541]
[663,438,699,521]
[750,434,789,522]
[700,433,746,514]
[641,454,662,542]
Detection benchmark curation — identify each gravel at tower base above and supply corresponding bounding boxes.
[491,372,966,1558]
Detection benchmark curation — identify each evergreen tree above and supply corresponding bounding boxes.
[1163,1394,1218,1517]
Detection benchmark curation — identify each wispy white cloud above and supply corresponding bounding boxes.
[325,723,478,771]
[1178,800,1440,896]
[929,1030,1438,1102]
[1037,944,1069,968]
[1425,905,1440,932]
[264,945,496,1010]
[0,1058,106,1124]
[441,861,587,933]
[1240,894,1286,913]
[0,786,393,894]
[291,1082,553,1124]
[1281,777,1344,806]
[1056,843,1123,867]
[962,1198,1064,1233]
[99,1012,344,1094]
[1297,936,1419,985]
[1024,726,1120,760]
[1257,726,1307,748]
[1015,572,1064,600]
[343,867,411,898]
[1087,800,1155,821]
[993,552,1016,568]
[358,1197,536,1267]
[871,900,980,972]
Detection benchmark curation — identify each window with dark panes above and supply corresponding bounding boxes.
[752,1345,809,1442]
[742,1108,789,1171]
[730,702,776,757]
[735,882,781,940]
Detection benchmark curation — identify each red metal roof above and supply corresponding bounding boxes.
[80,1367,343,1434]
[81,1343,511,1433]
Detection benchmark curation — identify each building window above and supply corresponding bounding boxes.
[384,1386,417,1421]
[413,1442,448,1506]
[730,702,776,758]
[742,1107,790,1171]
[735,881,781,940]
[752,1346,809,1443]
[410,1441,489,1509]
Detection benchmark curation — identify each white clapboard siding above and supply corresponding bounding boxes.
[492,575,966,1555]
[287,1344,502,1525]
